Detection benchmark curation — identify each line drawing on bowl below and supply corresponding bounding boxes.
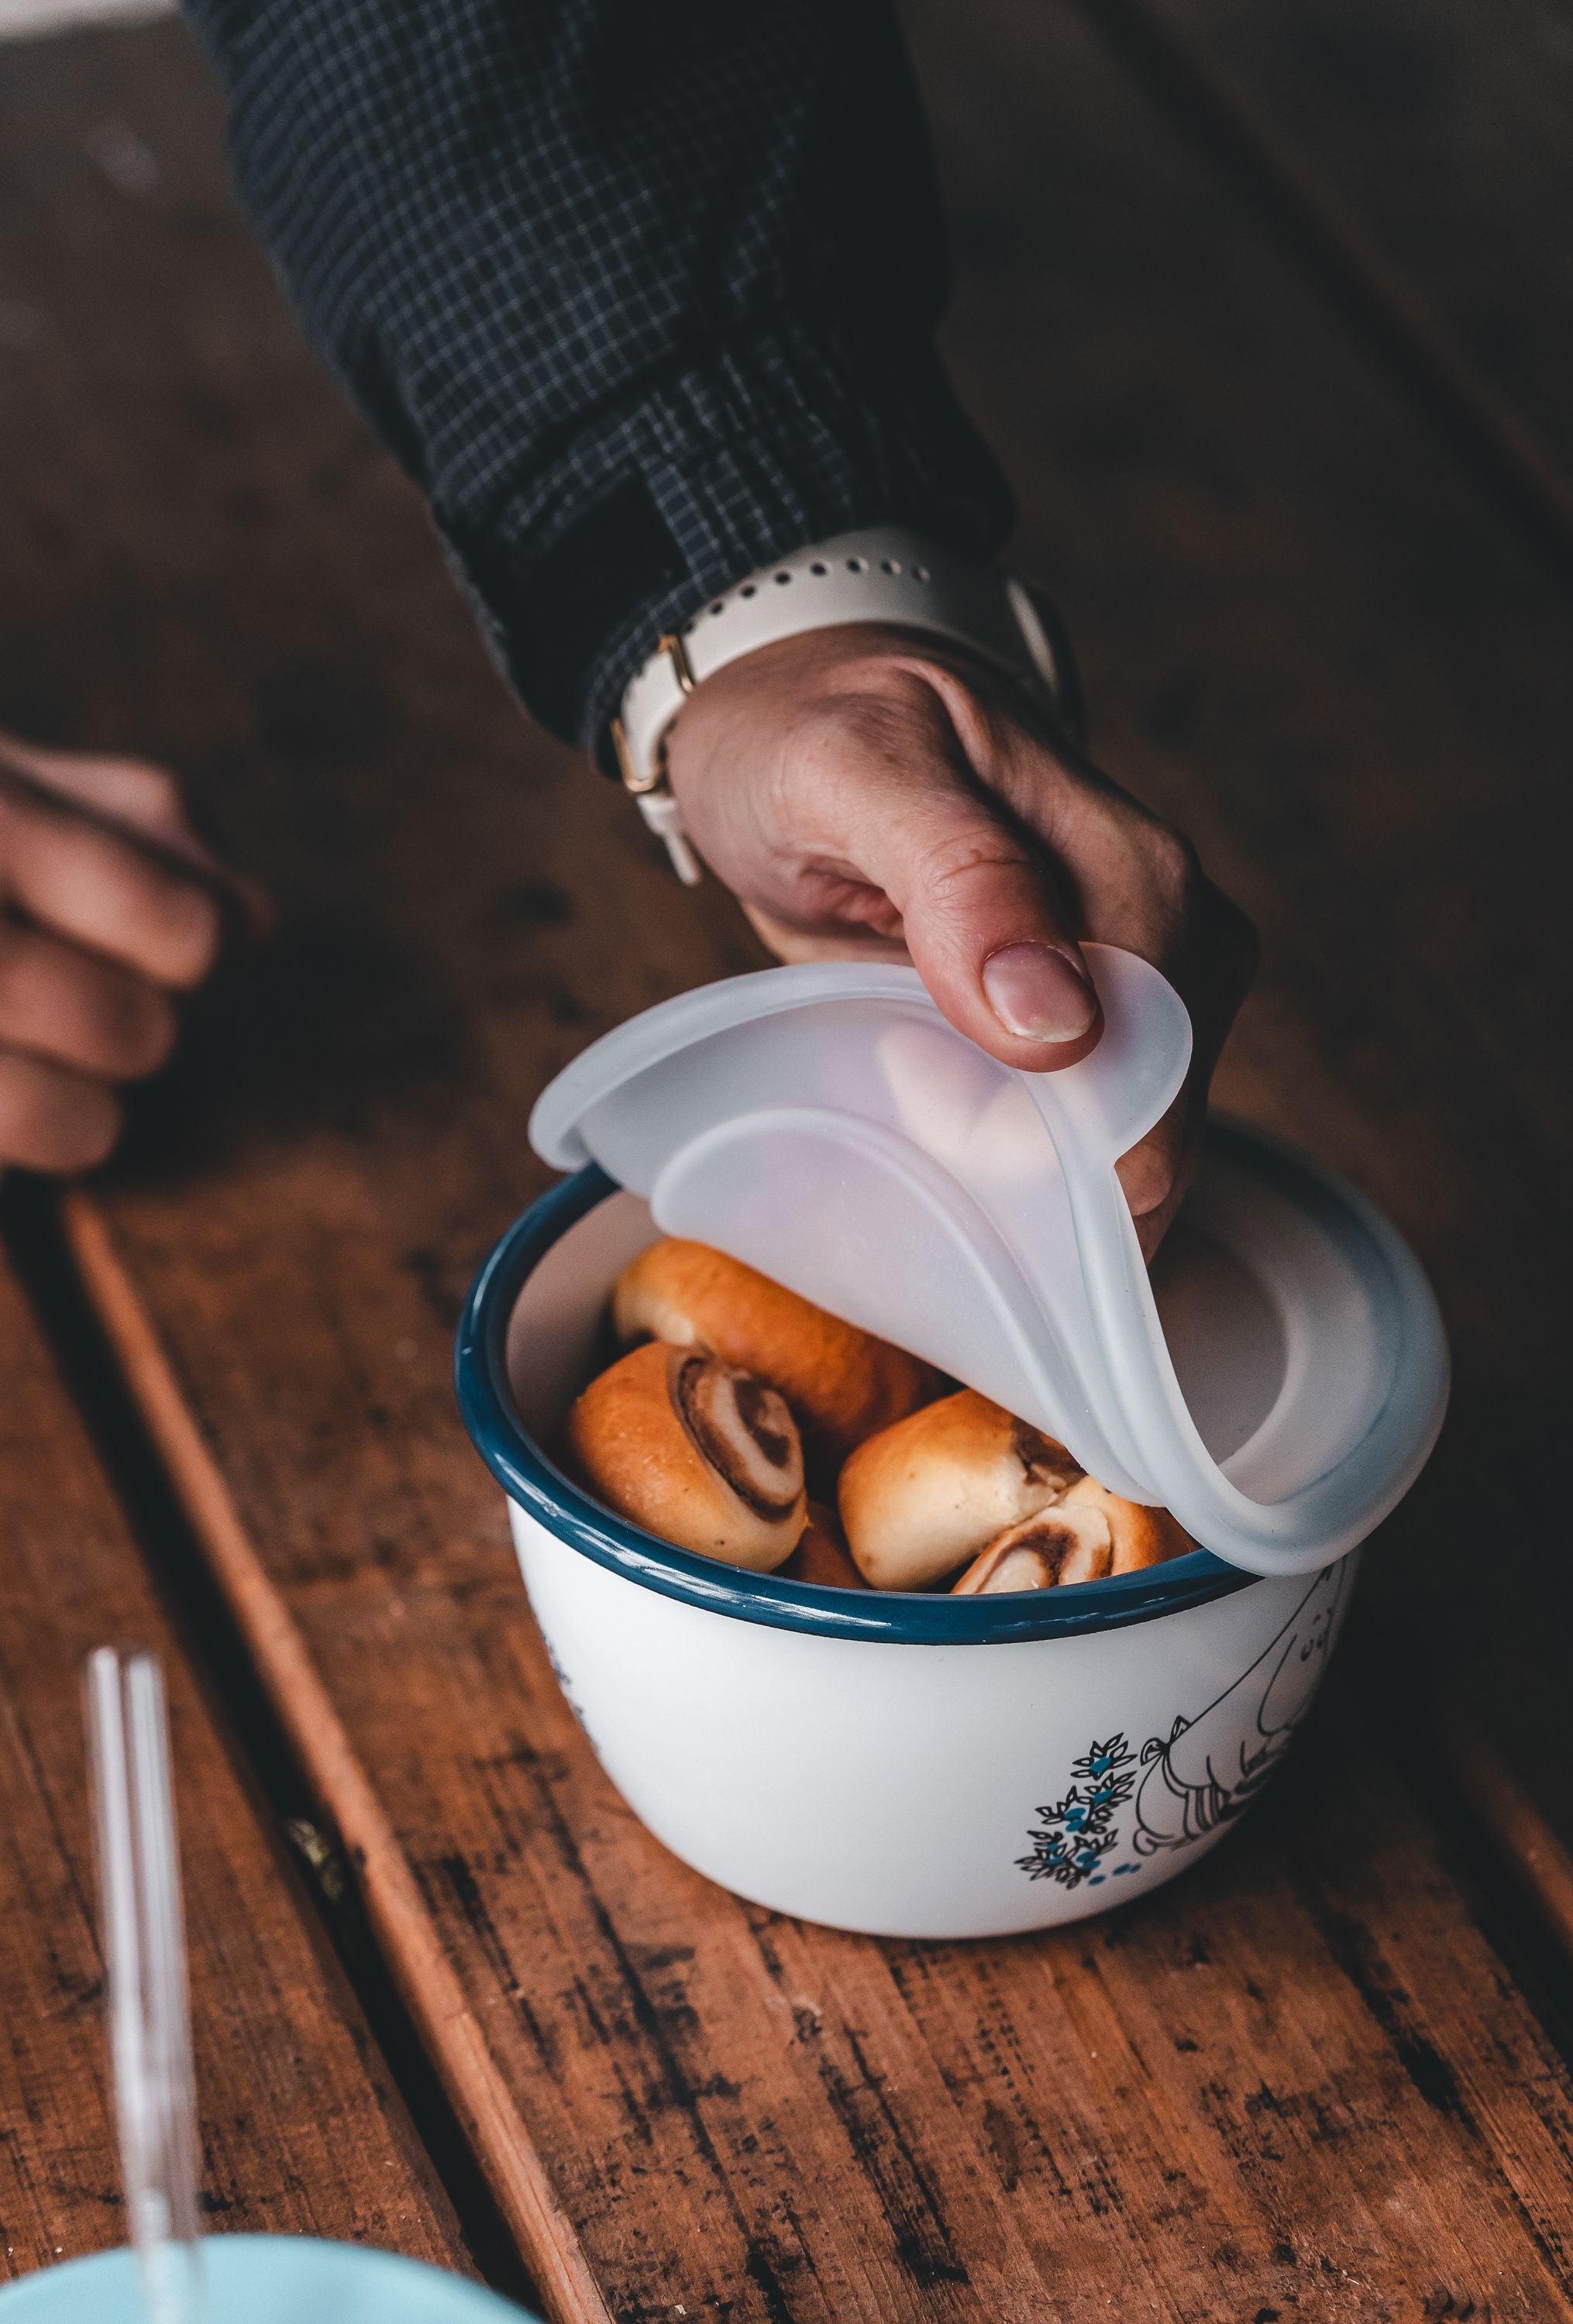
[1017,1562,1347,1889]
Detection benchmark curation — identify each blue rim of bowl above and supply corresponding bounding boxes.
[455,1165,1254,1644]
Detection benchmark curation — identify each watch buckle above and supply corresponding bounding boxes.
[611,636,704,886]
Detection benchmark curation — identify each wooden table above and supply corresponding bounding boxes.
[2,4,1572,2315]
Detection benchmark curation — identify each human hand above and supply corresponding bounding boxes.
[663,624,1257,1251]
[0,734,270,1172]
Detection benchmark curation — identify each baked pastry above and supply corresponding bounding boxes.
[952,1501,1113,1594]
[612,1238,941,1467]
[566,1342,807,1571]
[838,1388,1079,1590]
[781,1501,868,1590]
[1058,1475,1194,1572]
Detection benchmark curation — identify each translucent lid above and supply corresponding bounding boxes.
[531,948,1448,1576]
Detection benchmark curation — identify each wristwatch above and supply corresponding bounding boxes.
[611,526,1081,883]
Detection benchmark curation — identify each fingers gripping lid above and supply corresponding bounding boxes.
[530,949,1447,1576]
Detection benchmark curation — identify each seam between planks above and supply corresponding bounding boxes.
[60,1190,1573,2254]
[60,1191,614,2324]
[1070,0,1573,582]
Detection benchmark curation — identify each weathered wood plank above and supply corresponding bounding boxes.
[5,9,1573,2321]
[0,1241,468,2279]
[67,1202,1573,2322]
[53,1196,615,2324]
[1105,0,1573,549]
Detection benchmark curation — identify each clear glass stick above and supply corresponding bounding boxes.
[86,1648,207,2324]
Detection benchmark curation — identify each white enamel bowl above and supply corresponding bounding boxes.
[458,1130,1376,1939]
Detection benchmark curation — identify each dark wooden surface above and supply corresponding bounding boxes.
[1123,0,1573,542]
[0,1248,469,2278]
[2,5,1572,2319]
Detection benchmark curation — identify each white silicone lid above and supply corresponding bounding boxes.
[530,948,1448,1576]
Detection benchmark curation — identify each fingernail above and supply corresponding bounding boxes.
[983,942,1098,1042]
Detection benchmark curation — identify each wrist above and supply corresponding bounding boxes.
[613,528,1080,881]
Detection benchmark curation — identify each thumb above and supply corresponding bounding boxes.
[859,779,1103,1071]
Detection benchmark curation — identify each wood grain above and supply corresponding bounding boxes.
[56,1196,614,2324]
[5,9,1573,2319]
[0,1245,468,2280]
[1110,0,1573,550]
[61,1208,1573,2321]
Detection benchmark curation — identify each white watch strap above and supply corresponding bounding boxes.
[614,528,1072,840]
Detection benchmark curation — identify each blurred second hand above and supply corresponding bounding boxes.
[0,746,270,941]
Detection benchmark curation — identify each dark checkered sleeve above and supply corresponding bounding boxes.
[183,0,1016,765]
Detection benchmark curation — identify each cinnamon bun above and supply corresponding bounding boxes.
[1058,1475,1194,1573]
[952,1502,1113,1594]
[781,1500,868,1590]
[838,1387,1079,1591]
[612,1238,941,1469]
[566,1342,807,1571]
